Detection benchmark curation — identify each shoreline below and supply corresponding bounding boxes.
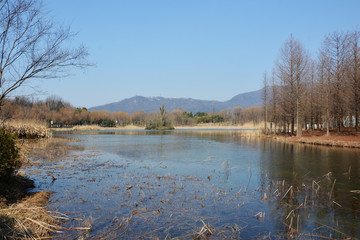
[51,123,263,131]
[2,124,359,237]
[50,124,360,149]
[270,131,360,149]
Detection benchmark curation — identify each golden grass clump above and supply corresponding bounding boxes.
[0,191,63,238]
[194,219,214,240]
[5,120,51,139]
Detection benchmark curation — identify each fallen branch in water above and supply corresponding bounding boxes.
[134,222,179,240]
[281,185,293,201]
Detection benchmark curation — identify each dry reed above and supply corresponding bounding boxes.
[0,191,61,238]
[4,120,51,139]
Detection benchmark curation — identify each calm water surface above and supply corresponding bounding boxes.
[24,130,360,239]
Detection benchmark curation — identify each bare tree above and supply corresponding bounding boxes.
[0,0,89,108]
[269,71,278,134]
[295,43,309,137]
[317,48,332,135]
[308,60,316,135]
[321,31,349,132]
[263,71,268,134]
[347,30,360,131]
[275,35,308,136]
[233,106,242,124]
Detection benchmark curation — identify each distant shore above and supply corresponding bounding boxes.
[50,123,263,131]
[271,130,360,149]
[50,124,143,131]
[49,124,360,149]
[175,123,261,130]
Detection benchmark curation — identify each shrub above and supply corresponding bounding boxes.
[145,120,174,130]
[100,119,115,127]
[0,128,20,179]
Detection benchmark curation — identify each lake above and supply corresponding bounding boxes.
[23,130,360,239]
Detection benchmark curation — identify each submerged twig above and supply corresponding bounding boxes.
[281,185,293,201]
[329,179,336,201]
[134,222,179,240]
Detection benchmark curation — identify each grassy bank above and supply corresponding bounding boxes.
[175,122,263,130]
[0,121,80,239]
[51,122,264,131]
[270,129,360,149]
[0,120,53,238]
[0,182,59,238]
[51,124,144,131]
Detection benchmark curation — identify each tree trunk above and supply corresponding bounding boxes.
[356,110,359,132]
[326,108,330,136]
[296,97,301,137]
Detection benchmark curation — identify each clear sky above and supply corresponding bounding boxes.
[20,0,360,108]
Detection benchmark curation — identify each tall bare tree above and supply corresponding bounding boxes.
[321,31,349,132]
[294,41,309,136]
[263,71,268,134]
[275,35,308,136]
[233,106,242,124]
[347,30,360,131]
[269,71,278,133]
[307,60,317,135]
[317,48,332,135]
[0,0,89,109]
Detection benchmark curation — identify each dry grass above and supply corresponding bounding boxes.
[272,129,360,149]
[51,124,144,131]
[4,120,51,139]
[0,138,89,239]
[17,138,81,167]
[175,121,266,130]
[51,122,267,131]
[194,219,214,239]
[0,191,63,239]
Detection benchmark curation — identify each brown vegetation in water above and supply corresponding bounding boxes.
[0,129,89,239]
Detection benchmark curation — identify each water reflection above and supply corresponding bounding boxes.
[24,130,360,239]
[260,140,360,238]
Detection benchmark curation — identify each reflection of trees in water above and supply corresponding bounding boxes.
[259,140,360,238]
[62,131,360,238]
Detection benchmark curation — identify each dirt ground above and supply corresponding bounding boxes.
[273,128,360,149]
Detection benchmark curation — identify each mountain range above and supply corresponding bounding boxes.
[89,89,263,114]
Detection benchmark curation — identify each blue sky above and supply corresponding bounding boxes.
[22,0,360,108]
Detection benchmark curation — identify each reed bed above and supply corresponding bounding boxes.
[51,124,144,131]
[4,120,51,139]
[264,172,353,239]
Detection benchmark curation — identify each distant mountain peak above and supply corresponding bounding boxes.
[89,89,263,114]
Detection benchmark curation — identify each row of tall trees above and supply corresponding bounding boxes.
[264,30,360,136]
[2,96,264,127]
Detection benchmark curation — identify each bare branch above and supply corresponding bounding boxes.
[0,0,89,105]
